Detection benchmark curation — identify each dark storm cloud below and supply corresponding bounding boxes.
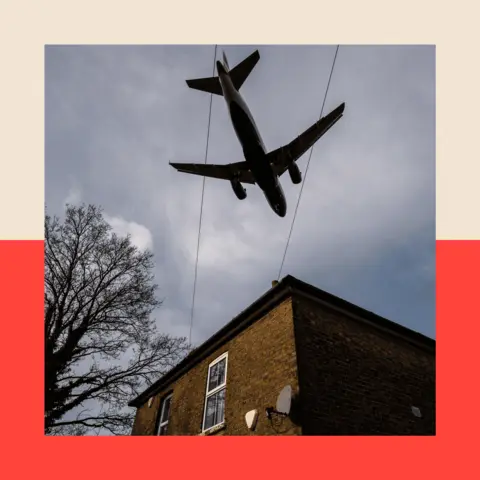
[45,44,435,355]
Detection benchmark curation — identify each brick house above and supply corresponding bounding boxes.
[129,275,435,436]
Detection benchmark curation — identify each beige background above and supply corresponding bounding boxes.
[0,1,477,240]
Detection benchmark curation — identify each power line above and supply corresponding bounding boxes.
[277,45,340,281]
[189,45,218,345]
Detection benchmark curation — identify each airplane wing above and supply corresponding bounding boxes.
[267,102,345,177]
[169,160,255,184]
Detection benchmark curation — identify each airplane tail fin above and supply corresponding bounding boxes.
[222,50,230,71]
[185,49,260,96]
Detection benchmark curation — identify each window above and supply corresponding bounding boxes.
[202,352,228,431]
[157,393,172,435]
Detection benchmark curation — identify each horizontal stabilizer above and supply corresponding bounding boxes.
[185,49,260,95]
[186,76,223,96]
[229,50,260,91]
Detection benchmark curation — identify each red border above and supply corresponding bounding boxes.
[0,240,475,479]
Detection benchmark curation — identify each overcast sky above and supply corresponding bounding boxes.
[45,44,435,355]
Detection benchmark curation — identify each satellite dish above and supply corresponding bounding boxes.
[266,385,292,419]
[276,385,292,415]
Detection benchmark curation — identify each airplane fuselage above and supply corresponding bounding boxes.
[217,61,287,217]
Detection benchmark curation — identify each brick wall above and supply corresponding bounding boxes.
[132,298,301,436]
[292,296,435,435]
[131,392,162,435]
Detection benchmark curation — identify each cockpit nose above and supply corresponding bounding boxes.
[274,202,287,217]
[275,187,287,217]
[216,60,226,75]
[276,205,287,217]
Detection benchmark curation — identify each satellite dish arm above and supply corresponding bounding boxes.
[265,406,289,419]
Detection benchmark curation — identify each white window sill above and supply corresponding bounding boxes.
[198,423,226,436]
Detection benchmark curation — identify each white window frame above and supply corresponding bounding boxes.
[202,352,228,432]
[157,393,173,435]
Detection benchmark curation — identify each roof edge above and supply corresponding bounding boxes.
[129,275,435,408]
[128,277,293,407]
[288,277,435,352]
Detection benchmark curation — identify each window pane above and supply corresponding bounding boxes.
[217,359,226,386]
[204,395,217,430]
[204,388,226,431]
[208,358,226,392]
[215,388,225,425]
[208,363,219,391]
[161,396,172,423]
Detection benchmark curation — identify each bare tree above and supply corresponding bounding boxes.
[45,204,189,435]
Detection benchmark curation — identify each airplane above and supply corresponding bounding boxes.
[169,49,345,217]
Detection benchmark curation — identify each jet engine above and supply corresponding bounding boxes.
[288,163,302,184]
[230,178,247,200]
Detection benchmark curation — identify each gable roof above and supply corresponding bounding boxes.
[128,274,435,408]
